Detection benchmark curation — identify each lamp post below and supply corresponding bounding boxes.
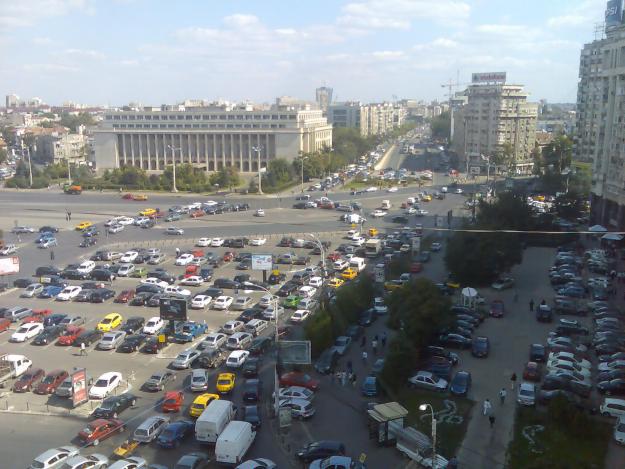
[252,146,263,195]
[419,403,438,469]
[166,145,180,193]
[300,154,308,193]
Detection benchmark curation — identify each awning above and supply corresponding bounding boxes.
[602,233,624,241]
[368,402,409,422]
[461,287,478,298]
[589,225,608,233]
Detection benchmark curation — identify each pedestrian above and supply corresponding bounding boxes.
[351,373,357,387]
[347,360,353,373]
[374,334,379,342]
[499,388,507,404]
[360,336,366,348]
[335,371,341,384]
[80,342,86,356]
[175,247,180,257]
[50,250,55,261]
[362,351,368,363]
[341,372,347,386]
[16,234,20,243]
[482,398,492,416]
[65,213,69,222]
[381,332,387,348]
[68,212,72,221]
[371,339,378,355]
[489,414,495,428]
[510,372,517,390]
[529,299,534,312]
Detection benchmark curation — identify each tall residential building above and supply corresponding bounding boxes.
[93,104,332,171]
[36,133,89,164]
[315,87,333,112]
[452,77,537,174]
[327,102,405,136]
[5,94,19,108]
[575,1,625,229]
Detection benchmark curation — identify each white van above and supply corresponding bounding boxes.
[381,200,391,210]
[196,399,237,443]
[298,297,317,311]
[349,257,367,272]
[226,332,254,350]
[244,319,268,337]
[133,415,169,442]
[77,260,96,274]
[215,421,256,465]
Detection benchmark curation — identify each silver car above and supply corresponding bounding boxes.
[29,445,79,469]
[171,349,201,369]
[21,283,44,298]
[61,454,109,469]
[190,368,209,392]
[97,331,126,351]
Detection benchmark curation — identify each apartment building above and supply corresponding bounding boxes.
[327,102,406,136]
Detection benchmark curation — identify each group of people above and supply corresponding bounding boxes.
[481,376,515,429]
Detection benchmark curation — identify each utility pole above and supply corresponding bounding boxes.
[166,145,180,193]
[252,146,263,195]
[27,147,33,187]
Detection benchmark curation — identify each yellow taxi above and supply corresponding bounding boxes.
[96,313,123,332]
[132,194,148,201]
[75,221,93,231]
[216,373,236,394]
[384,280,403,291]
[368,228,379,237]
[341,267,358,280]
[328,278,345,289]
[422,194,432,202]
[139,208,157,217]
[189,393,220,418]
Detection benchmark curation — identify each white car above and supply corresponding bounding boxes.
[62,454,109,469]
[365,186,378,192]
[374,297,388,314]
[416,209,428,216]
[309,276,323,288]
[56,286,82,301]
[120,251,139,263]
[387,186,398,193]
[117,216,135,225]
[117,264,135,277]
[370,209,386,218]
[143,317,165,334]
[351,236,366,246]
[140,277,169,289]
[408,371,448,392]
[299,286,317,298]
[290,309,310,323]
[107,224,124,234]
[547,352,591,369]
[166,227,184,235]
[226,350,250,368]
[164,285,191,297]
[455,188,463,194]
[405,207,417,215]
[11,322,44,342]
[180,276,204,286]
[108,457,147,469]
[262,305,285,320]
[277,386,315,401]
[30,445,80,469]
[21,283,43,298]
[258,294,278,308]
[191,295,212,309]
[211,238,225,247]
[0,244,18,255]
[548,360,592,378]
[213,295,234,310]
[175,254,194,266]
[441,186,448,193]
[196,237,212,247]
[255,209,265,217]
[89,372,123,399]
[250,237,267,246]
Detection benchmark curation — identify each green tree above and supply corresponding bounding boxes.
[59,112,96,131]
[543,135,572,173]
[379,335,418,391]
[431,111,451,140]
[210,165,240,190]
[0,147,6,164]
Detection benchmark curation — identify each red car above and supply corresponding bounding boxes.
[0,318,10,333]
[223,251,235,262]
[410,262,423,273]
[34,369,69,394]
[115,290,135,303]
[56,326,84,346]
[190,210,205,218]
[327,252,341,262]
[279,372,319,391]
[13,368,45,392]
[523,361,541,382]
[490,300,505,318]
[162,391,184,412]
[77,418,125,446]
[122,193,134,199]
[22,309,52,324]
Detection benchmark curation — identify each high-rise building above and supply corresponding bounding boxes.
[327,102,406,136]
[452,75,537,175]
[5,94,19,108]
[315,87,333,112]
[575,1,625,229]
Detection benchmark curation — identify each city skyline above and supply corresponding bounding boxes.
[0,0,610,105]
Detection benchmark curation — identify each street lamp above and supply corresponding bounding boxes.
[300,154,308,193]
[166,145,181,193]
[252,146,263,195]
[419,403,438,469]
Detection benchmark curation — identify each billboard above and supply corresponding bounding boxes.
[251,254,273,271]
[159,297,188,321]
[0,257,19,275]
[472,72,506,84]
[277,340,311,365]
[606,0,623,28]
[71,368,88,407]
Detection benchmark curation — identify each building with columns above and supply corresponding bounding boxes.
[93,104,332,172]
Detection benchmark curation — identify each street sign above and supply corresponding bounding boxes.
[71,368,88,408]
[251,254,273,271]
[374,264,385,283]
[159,297,188,321]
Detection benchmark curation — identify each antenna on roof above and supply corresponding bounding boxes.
[594,22,606,40]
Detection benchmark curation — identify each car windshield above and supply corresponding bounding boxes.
[217,379,230,386]
[42,375,55,384]
[81,427,93,436]
[94,379,108,387]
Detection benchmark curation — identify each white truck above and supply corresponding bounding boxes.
[365,239,382,258]
[215,420,256,465]
[0,354,32,388]
[349,257,367,272]
[195,399,236,443]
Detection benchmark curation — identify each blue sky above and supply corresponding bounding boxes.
[0,0,611,105]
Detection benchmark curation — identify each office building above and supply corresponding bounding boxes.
[315,86,333,112]
[93,104,332,171]
[575,0,625,228]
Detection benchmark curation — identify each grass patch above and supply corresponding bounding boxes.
[393,387,474,458]
[507,405,611,469]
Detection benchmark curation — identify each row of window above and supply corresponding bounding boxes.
[112,124,287,129]
[107,114,297,121]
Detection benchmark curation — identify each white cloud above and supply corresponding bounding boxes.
[223,14,259,28]
[0,0,92,29]
[62,48,105,59]
[31,36,53,45]
[476,24,528,36]
[22,63,79,72]
[371,50,405,60]
[431,37,459,48]
[547,0,605,28]
[275,28,297,36]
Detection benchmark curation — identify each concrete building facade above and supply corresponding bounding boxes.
[37,133,89,164]
[327,102,406,137]
[92,105,332,172]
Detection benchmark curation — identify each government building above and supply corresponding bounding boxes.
[93,103,332,172]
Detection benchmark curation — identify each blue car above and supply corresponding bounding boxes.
[38,285,63,299]
[43,313,67,327]
[450,371,472,396]
[174,321,208,343]
[361,375,378,397]
[157,420,194,448]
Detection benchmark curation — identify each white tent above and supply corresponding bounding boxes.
[602,233,624,241]
[589,225,608,233]
[461,287,479,309]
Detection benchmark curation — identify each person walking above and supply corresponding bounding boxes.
[482,398,492,416]
[346,360,353,374]
[513,290,519,302]
[80,342,87,356]
[529,299,534,312]
[360,336,366,348]
[371,339,378,355]
[351,373,357,387]
[50,250,55,261]
[499,388,507,404]
[362,351,368,364]
[510,372,517,390]
[489,414,496,428]
[341,372,347,386]
[381,332,387,348]
[175,247,180,257]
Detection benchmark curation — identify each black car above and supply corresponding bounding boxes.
[32,326,65,346]
[213,278,240,290]
[249,336,272,356]
[314,348,339,374]
[233,274,251,284]
[529,344,546,362]
[438,334,471,349]
[135,284,163,295]
[118,334,148,353]
[121,317,145,334]
[471,336,490,358]
[60,269,89,280]
[14,278,34,288]
[147,293,167,307]
[242,357,260,378]
[202,287,224,298]
[91,288,115,303]
[196,349,225,369]
[39,226,59,233]
[74,289,94,302]
[142,336,170,354]
[597,369,625,383]
[75,330,102,346]
[199,268,213,281]
[358,309,375,327]
[242,379,262,402]
[43,313,67,327]
[129,292,154,306]
[556,324,590,337]
[91,393,137,419]
[148,270,176,284]
[90,269,116,282]
[242,405,261,430]
[35,266,62,277]
[392,216,408,224]
[598,378,625,396]
[276,281,298,297]
[296,441,346,463]
[238,308,262,322]
[423,346,459,365]
[79,237,97,248]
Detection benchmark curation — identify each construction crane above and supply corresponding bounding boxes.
[440,77,471,141]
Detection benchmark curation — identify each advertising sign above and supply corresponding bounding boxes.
[469,166,481,175]
[0,257,19,275]
[71,368,88,408]
[251,254,273,271]
[606,0,623,28]
[277,340,311,365]
[374,264,385,283]
[159,297,188,321]
[472,72,506,84]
